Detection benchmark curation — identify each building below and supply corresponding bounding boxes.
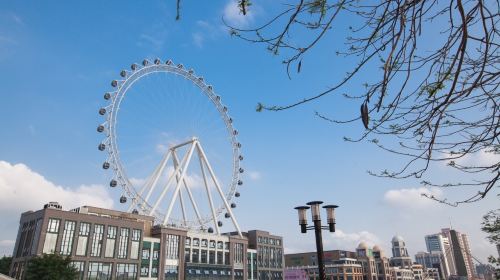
[390,236,412,268]
[372,246,393,280]
[285,257,364,280]
[9,202,284,280]
[423,234,454,278]
[411,264,424,280]
[391,267,413,280]
[414,251,447,280]
[440,229,476,280]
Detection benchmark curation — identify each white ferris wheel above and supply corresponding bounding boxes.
[97,58,244,236]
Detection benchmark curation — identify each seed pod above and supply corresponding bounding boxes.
[360,101,369,129]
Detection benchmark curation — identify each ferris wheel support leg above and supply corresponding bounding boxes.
[171,151,188,227]
[144,150,172,203]
[196,145,221,235]
[149,147,190,216]
[172,152,204,227]
[127,151,170,213]
[163,143,197,226]
[197,142,243,237]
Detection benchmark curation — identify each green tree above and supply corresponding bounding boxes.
[24,254,78,280]
[0,255,12,275]
[482,209,500,279]
[226,0,499,205]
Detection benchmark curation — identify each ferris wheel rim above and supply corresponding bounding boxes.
[99,59,242,228]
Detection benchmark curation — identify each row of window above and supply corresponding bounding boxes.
[71,261,137,280]
[185,248,231,265]
[186,237,230,250]
[257,236,281,246]
[43,218,141,259]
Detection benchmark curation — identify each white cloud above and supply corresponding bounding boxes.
[247,171,261,181]
[383,187,443,209]
[0,161,114,212]
[0,160,115,256]
[285,229,383,254]
[223,0,255,27]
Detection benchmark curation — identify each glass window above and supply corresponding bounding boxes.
[209,240,216,248]
[76,222,90,256]
[225,242,230,250]
[71,261,85,280]
[116,263,137,280]
[90,224,104,257]
[118,228,129,259]
[217,241,223,249]
[201,249,207,263]
[140,266,149,277]
[42,218,60,254]
[87,262,112,280]
[130,229,141,259]
[217,251,224,265]
[209,250,215,264]
[165,234,179,260]
[142,249,150,259]
[193,238,199,246]
[201,239,208,247]
[60,221,76,255]
[105,226,117,258]
[185,237,191,246]
[192,249,199,263]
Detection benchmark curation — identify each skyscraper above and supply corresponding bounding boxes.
[441,228,476,280]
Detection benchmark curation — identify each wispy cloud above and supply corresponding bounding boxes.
[247,171,261,181]
[191,20,221,49]
[383,187,443,210]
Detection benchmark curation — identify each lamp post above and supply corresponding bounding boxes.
[295,201,338,280]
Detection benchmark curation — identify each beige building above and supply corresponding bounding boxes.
[9,202,283,280]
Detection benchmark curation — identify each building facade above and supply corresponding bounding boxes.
[9,202,284,280]
[390,236,412,269]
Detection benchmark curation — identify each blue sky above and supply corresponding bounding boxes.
[0,1,498,262]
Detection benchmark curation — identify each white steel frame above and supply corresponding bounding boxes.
[97,59,243,236]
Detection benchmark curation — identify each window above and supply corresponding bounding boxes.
[153,249,159,260]
[105,226,116,258]
[201,239,208,247]
[142,248,150,259]
[217,241,223,249]
[192,249,199,263]
[217,251,224,265]
[76,222,90,256]
[165,234,179,259]
[118,228,129,259]
[225,252,230,265]
[201,249,207,263]
[42,218,60,254]
[90,224,104,257]
[87,262,112,280]
[209,240,216,248]
[225,242,230,250]
[130,229,141,259]
[116,263,137,280]
[140,266,149,277]
[234,243,244,264]
[184,248,190,262]
[193,238,199,246]
[185,237,191,246]
[60,221,76,255]
[209,250,215,264]
[71,261,85,280]
[164,265,178,280]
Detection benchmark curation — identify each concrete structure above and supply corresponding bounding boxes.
[390,236,412,268]
[391,267,413,280]
[285,258,364,280]
[8,202,284,280]
[425,234,454,277]
[414,251,448,280]
[440,229,476,280]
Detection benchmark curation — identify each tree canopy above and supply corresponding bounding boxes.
[226,0,499,205]
[24,254,78,280]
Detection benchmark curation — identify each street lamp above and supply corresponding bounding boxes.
[295,201,339,280]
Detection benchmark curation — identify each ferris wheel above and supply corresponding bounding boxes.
[97,58,244,236]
